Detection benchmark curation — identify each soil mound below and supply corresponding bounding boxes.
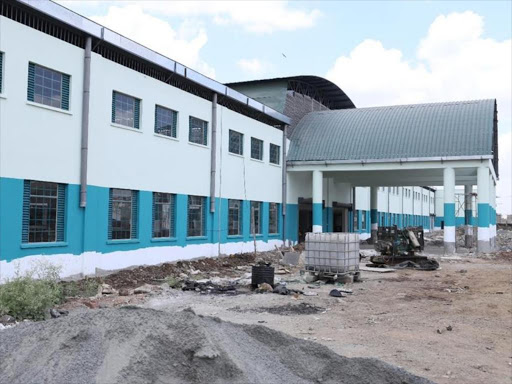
[0,307,433,384]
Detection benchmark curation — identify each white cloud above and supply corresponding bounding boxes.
[87,5,215,78]
[236,58,272,76]
[327,11,512,214]
[60,1,322,34]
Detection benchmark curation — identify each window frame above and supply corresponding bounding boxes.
[251,137,263,161]
[269,202,279,234]
[152,192,176,239]
[250,201,262,235]
[22,180,66,244]
[228,199,243,236]
[189,116,208,146]
[228,130,244,156]
[154,104,178,138]
[108,188,138,241]
[112,91,141,129]
[187,195,206,237]
[27,62,70,111]
[269,143,281,165]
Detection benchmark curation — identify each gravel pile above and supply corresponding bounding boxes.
[0,307,433,384]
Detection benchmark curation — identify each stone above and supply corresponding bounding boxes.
[282,252,300,266]
[257,283,273,293]
[83,301,99,309]
[101,284,117,295]
[134,284,158,294]
[49,309,61,318]
[119,288,134,296]
[0,315,16,325]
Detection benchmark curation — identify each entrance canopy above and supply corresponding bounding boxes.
[287,99,499,182]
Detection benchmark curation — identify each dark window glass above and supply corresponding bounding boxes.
[189,116,207,145]
[250,201,261,235]
[251,137,263,160]
[153,192,175,238]
[113,91,139,128]
[229,130,243,155]
[269,143,280,165]
[354,210,358,230]
[228,199,242,236]
[361,210,367,230]
[269,203,278,234]
[111,189,132,240]
[33,65,63,109]
[188,195,205,237]
[28,181,58,243]
[155,105,178,138]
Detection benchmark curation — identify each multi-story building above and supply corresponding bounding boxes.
[0,0,499,280]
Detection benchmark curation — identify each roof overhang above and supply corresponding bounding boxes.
[16,0,291,126]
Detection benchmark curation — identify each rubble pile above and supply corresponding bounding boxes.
[0,307,433,384]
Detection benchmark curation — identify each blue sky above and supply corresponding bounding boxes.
[60,1,512,214]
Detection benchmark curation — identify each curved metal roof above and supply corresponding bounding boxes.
[227,75,355,111]
[288,99,497,164]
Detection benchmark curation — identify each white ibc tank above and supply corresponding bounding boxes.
[305,232,360,273]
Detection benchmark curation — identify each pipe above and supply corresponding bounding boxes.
[210,93,217,213]
[79,36,92,208]
[282,125,287,243]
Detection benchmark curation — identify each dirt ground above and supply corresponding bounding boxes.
[142,252,512,384]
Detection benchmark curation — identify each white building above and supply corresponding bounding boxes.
[0,0,499,281]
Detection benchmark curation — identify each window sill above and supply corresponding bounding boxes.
[249,234,264,239]
[21,242,68,249]
[188,141,209,149]
[250,157,264,163]
[150,237,178,243]
[269,162,281,168]
[111,123,142,133]
[0,93,6,100]
[106,239,140,245]
[186,236,208,240]
[228,152,244,159]
[154,133,179,142]
[26,101,72,115]
[227,235,243,239]
[268,233,281,238]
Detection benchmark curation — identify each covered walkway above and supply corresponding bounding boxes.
[286,99,499,254]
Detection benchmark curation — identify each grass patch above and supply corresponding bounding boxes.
[0,261,63,321]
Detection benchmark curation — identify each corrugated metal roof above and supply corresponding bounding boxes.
[288,99,497,162]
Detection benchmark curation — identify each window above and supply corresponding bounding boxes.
[354,210,358,230]
[228,199,242,236]
[22,180,65,243]
[229,130,243,155]
[189,116,208,145]
[27,63,70,110]
[269,203,279,234]
[251,138,263,160]
[361,210,367,230]
[112,91,140,129]
[269,143,280,165]
[155,105,177,138]
[109,189,138,240]
[153,192,175,238]
[0,52,3,93]
[250,201,262,235]
[188,195,205,237]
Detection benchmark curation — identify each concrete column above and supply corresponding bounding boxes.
[477,166,491,253]
[443,167,456,254]
[370,187,378,243]
[464,185,473,248]
[490,176,496,250]
[312,170,323,233]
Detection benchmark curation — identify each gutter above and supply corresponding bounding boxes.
[79,36,92,207]
[287,155,494,167]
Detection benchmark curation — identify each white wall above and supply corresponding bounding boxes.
[0,16,83,183]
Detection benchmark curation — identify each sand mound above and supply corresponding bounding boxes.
[0,307,432,384]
